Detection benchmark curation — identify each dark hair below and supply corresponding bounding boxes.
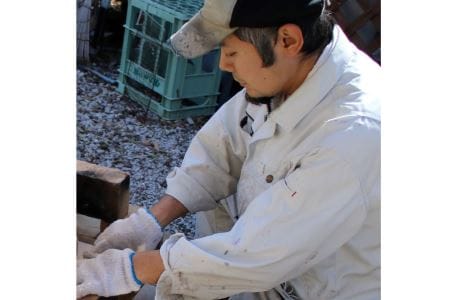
[234,10,335,67]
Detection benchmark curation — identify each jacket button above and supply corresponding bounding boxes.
[265,175,274,183]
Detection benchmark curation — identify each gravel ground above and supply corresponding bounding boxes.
[77,62,210,239]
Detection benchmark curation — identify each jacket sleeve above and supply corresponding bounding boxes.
[165,92,248,213]
[156,146,369,299]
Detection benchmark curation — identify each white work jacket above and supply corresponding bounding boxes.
[156,26,380,300]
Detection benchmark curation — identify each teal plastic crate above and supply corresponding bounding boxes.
[125,81,217,120]
[117,0,222,119]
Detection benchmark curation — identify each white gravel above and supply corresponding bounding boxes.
[77,67,210,239]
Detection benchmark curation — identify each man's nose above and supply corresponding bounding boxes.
[219,50,233,72]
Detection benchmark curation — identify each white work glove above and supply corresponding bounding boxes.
[77,248,142,299]
[92,208,163,255]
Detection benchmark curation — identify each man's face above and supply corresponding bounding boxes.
[219,34,295,101]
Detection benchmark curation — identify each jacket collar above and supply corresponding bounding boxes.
[269,25,355,132]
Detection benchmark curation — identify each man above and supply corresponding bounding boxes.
[77,0,380,299]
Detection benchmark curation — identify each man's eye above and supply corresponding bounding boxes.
[226,52,237,57]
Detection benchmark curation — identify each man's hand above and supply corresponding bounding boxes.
[77,248,142,299]
[90,208,163,255]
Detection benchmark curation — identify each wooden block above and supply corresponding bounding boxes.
[80,296,99,300]
[77,160,130,223]
[118,293,137,300]
[77,214,101,244]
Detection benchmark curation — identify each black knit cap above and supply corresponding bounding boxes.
[230,0,325,28]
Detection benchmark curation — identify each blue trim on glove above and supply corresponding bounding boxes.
[144,207,163,230]
[129,252,143,286]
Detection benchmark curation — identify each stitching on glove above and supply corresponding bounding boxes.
[144,207,163,230]
[129,252,144,286]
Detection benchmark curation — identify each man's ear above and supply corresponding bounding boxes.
[277,24,304,56]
